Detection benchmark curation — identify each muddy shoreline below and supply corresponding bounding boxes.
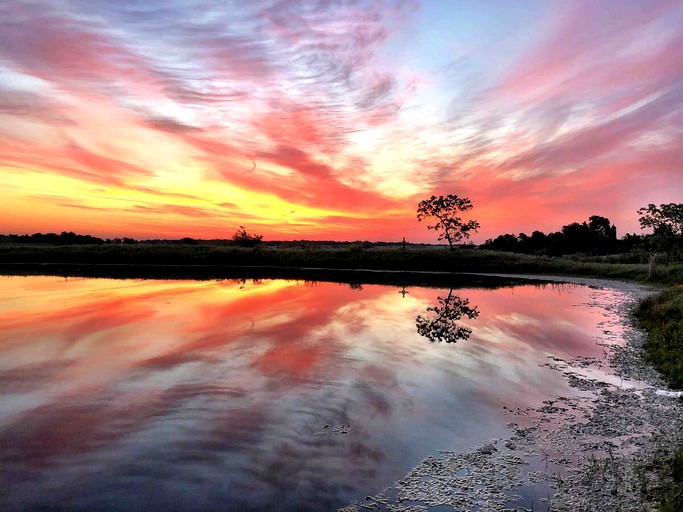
[341,276,683,512]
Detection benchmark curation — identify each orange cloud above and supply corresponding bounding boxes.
[0,0,680,241]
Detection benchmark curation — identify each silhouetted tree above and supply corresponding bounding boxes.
[561,222,591,253]
[545,231,565,256]
[638,203,683,236]
[417,195,480,250]
[529,230,548,253]
[617,233,645,254]
[588,216,611,238]
[638,203,683,261]
[484,233,518,252]
[416,290,479,343]
[30,232,61,244]
[482,215,619,256]
[1,232,104,245]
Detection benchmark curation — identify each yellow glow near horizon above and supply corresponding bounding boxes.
[2,163,389,237]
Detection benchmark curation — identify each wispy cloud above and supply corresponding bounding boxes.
[1,0,680,239]
[420,0,683,238]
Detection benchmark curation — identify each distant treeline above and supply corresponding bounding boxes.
[0,232,215,245]
[2,215,676,260]
[0,232,425,249]
[0,232,107,245]
[481,215,655,257]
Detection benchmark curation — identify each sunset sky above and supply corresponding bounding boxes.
[1,0,681,242]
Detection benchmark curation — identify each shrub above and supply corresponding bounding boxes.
[231,226,263,248]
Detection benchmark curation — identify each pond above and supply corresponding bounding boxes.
[0,275,633,511]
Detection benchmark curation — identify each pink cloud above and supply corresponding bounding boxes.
[1,0,680,241]
[415,0,683,240]
[494,0,679,101]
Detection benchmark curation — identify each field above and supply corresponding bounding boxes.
[1,243,682,285]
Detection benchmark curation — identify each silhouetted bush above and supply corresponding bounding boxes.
[231,226,263,247]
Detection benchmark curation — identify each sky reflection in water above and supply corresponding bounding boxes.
[0,276,626,511]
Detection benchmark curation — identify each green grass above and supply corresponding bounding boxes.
[635,285,683,389]
[660,448,683,512]
[635,285,683,511]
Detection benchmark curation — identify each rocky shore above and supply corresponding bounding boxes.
[341,277,683,512]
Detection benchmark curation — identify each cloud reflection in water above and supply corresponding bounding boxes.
[0,276,629,511]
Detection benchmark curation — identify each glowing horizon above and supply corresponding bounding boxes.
[1,1,681,242]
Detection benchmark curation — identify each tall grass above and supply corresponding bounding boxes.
[1,244,681,284]
[635,286,683,388]
[635,285,683,511]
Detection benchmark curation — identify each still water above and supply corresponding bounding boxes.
[0,276,628,511]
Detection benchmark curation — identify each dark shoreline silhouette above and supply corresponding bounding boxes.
[0,261,550,288]
[2,230,681,285]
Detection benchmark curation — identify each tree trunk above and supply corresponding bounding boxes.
[648,254,657,280]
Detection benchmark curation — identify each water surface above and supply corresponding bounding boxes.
[0,276,629,511]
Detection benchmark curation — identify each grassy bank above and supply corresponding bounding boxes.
[636,286,683,389]
[1,243,681,284]
[635,285,683,511]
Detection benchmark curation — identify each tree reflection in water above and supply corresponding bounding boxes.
[416,289,479,343]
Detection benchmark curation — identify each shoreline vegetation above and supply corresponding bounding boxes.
[1,241,681,509]
[0,243,681,285]
[635,285,683,511]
